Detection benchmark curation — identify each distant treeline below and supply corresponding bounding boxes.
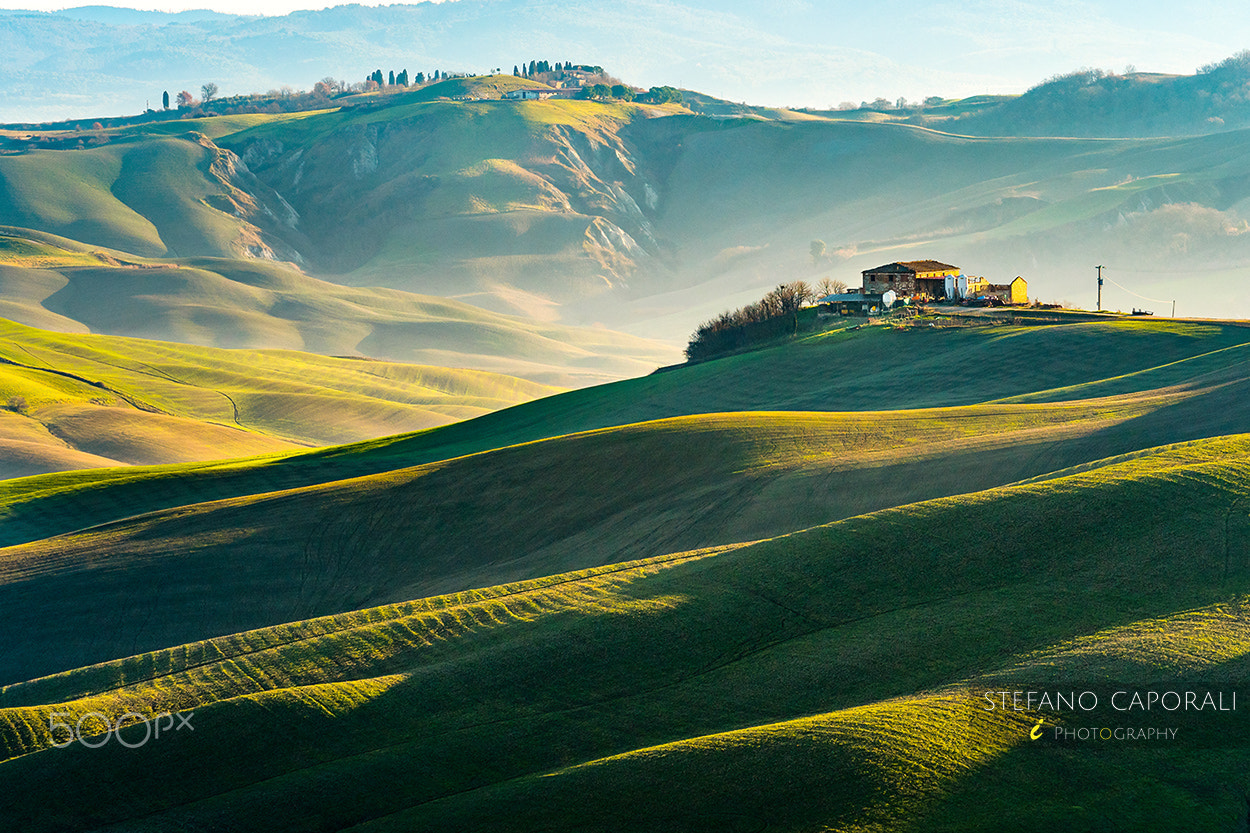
[686,282,816,362]
[2,60,678,138]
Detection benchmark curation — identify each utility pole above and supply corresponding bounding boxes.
[1096,265,1104,311]
[1172,299,1176,318]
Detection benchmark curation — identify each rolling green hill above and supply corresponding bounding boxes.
[1,429,1247,830]
[1,317,1248,686]
[3,316,1246,548]
[0,316,560,478]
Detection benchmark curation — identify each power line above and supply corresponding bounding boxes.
[1104,276,1171,306]
[1101,265,1245,275]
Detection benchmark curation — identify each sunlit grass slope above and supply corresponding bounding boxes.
[2,360,1247,684]
[1,435,1248,830]
[2,317,1245,550]
[0,317,559,477]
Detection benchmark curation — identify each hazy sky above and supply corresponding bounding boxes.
[2,0,1248,122]
[0,0,379,10]
[0,0,361,11]
[0,0,1245,84]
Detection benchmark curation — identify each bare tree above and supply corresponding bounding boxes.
[201,82,218,102]
[816,277,848,298]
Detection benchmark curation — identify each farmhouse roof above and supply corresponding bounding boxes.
[898,260,959,272]
[863,260,959,274]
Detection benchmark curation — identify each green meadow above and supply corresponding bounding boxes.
[0,431,1247,830]
[0,314,1248,828]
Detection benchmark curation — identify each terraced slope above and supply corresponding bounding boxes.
[0,317,559,478]
[2,434,1247,830]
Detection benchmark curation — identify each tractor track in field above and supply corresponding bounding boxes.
[0,355,169,415]
[0,353,247,428]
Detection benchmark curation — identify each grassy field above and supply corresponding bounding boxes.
[0,317,1247,684]
[1,428,1247,829]
[0,317,560,478]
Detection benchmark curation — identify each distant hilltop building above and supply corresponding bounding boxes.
[860,260,1026,304]
[503,88,554,100]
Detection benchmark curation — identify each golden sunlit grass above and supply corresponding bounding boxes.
[0,316,560,477]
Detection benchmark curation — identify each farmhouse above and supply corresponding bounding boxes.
[860,260,1027,304]
[862,260,960,299]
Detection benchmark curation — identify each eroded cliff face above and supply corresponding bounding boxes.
[192,132,308,263]
[222,103,677,315]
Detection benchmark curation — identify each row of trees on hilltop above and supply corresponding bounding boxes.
[686,282,816,362]
[514,60,601,77]
[507,60,682,104]
[514,59,618,91]
[146,59,678,121]
[157,83,217,111]
[362,68,467,90]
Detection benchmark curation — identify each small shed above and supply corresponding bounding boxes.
[946,274,988,300]
[983,276,1028,305]
[818,290,896,317]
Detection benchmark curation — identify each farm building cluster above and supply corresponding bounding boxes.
[818,260,1027,317]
